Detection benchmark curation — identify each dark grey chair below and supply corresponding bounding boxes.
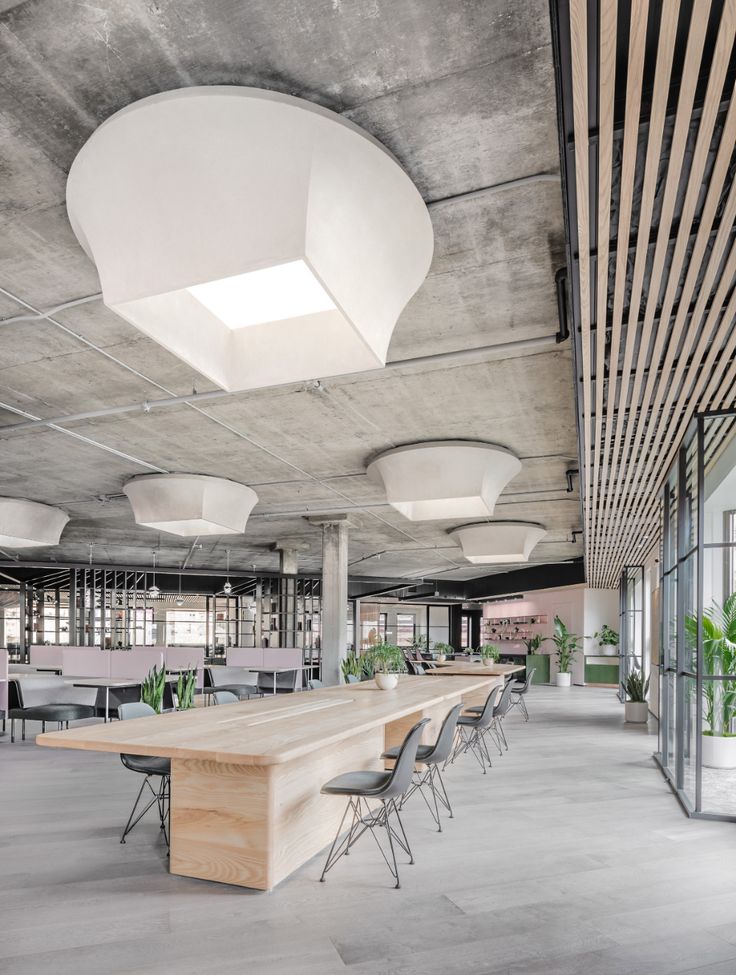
[508,668,536,721]
[118,702,170,847]
[308,678,324,690]
[212,690,239,705]
[465,678,517,752]
[345,674,360,684]
[452,684,502,772]
[319,718,430,888]
[257,670,299,694]
[8,676,96,742]
[203,666,259,703]
[381,703,463,831]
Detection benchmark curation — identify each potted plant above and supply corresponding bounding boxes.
[478,644,500,667]
[550,615,581,687]
[593,624,619,656]
[433,641,452,663]
[341,651,364,683]
[685,594,736,768]
[522,633,549,683]
[622,667,649,723]
[175,667,197,710]
[141,664,167,713]
[370,641,407,690]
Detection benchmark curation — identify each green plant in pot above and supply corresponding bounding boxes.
[685,593,736,768]
[622,666,649,723]
[341,651,364,683]
[176,667,197,710]
[433,641,453,663]
[522,633,546,655]
[478,643,500,667]
[551,615,581,687]
[141,664,167,713]
[593,623,619,656]
[370,641,407,690]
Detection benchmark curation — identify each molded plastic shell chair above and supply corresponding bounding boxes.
[308,678,324,690]
[464,677,516,751]
[212,690,239,705]
[319,717,430,888]
[508,668,536,720]
[345,674,360,684]
[118,702,170,846]
[382,703,463,830]
[452,684,502,772]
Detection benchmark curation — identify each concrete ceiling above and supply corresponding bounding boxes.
[0,0,581,585]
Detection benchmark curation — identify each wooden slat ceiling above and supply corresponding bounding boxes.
[554,0,736,588]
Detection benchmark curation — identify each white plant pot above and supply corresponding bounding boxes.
[483,658,494,668]
[624,701,648,724]
[437,654,446,663]
[375,673,399,691]
[600,644,618,656]
[556,672,571,687]
[702,733,736,769]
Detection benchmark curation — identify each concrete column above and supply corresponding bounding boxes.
[309,516,348,684]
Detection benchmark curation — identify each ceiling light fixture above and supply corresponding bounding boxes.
[367,441,522,521]
[223,549,233,595]
[124,474,258,537]
[147,551,160,599]
[0,498,69,549]
[449,521,547,564]
[66,86,433,392]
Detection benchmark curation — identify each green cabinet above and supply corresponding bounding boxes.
[526,654,550,684]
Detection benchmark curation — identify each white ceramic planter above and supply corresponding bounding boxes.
[483,658,494,668]
[556,672,571,687]
[624,701,648,723]
[436,654,447,663]
[702,733,736,769]
[375,673,399,691]
[599,644,618,656]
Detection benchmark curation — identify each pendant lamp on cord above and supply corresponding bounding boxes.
[147,551,160,598]
[66,86,433,392]
[223,549,232,595]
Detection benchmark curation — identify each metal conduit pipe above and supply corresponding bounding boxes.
[0,333,558,435]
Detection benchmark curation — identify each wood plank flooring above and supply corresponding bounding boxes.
[3,686,736,975]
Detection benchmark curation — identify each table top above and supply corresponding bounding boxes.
[426,662,526,677]
[66,678,143,688]
[36,674,500,767]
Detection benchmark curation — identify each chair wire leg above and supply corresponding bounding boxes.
[434,766,454,818]
[382,800,401,889]
[120,775,160,844]
[320,797,361,882]
[390,799,414,864]
[520,696,529,721]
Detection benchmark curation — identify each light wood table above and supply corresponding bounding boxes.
[37,674,499,891]
[425,663,525,706]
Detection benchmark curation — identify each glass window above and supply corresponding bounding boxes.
[396,613,415,646]
[166,610,207,645]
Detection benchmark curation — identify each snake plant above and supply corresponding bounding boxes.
[141,664,167,714]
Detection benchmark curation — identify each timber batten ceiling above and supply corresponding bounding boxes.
[553,0,736,588]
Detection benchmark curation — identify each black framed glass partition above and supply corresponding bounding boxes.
[656,409,736,821]
[619,565,645,703]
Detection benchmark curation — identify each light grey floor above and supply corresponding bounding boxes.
[3,686,736,975]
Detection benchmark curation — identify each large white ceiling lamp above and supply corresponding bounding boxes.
[366,441,522,521]
[0,498,69,548]
[449,521,547,565]
[124,474,258,537]
[66,86,433,392]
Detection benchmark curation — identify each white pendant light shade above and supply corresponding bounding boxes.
[366,441,521,521]
[0,498,69,548]
[66,86,433,392]
[449,521,546,564]
[124,475,258,537]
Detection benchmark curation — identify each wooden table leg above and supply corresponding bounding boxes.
[170,727,384,890]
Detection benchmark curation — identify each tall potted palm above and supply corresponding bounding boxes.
[550,615,581,687]
[685,593,736,768]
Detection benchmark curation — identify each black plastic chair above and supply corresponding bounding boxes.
[465,678,517,752]
[118,702,170,847]
[319,718,430,888]
[382,703,463,831]
[508,668,536,721]
[452,684,502,772]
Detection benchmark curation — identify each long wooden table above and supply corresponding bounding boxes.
[426,662,526,679]
[37,674,499,891]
